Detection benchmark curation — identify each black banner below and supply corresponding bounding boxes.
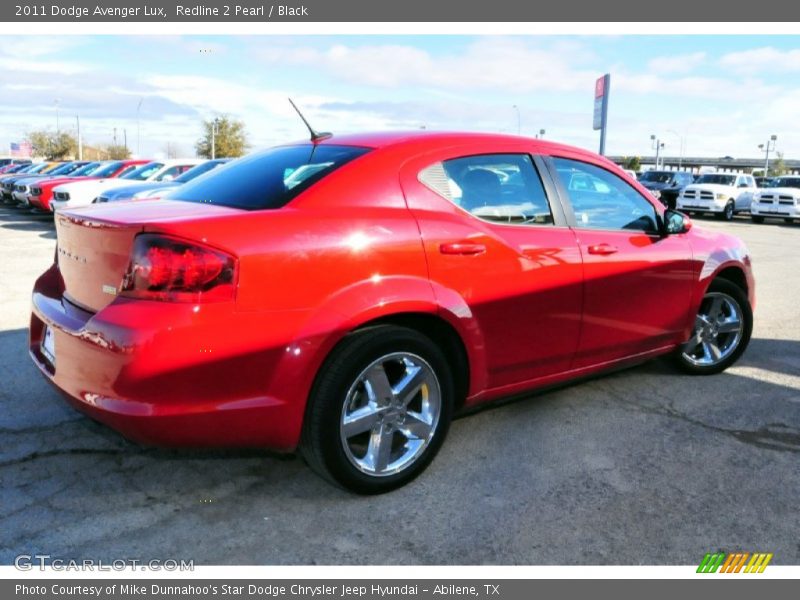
[3,0,799,22]
[4,580,799,600]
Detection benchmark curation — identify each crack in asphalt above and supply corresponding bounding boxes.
[0,447,130,467]
[599,383,800,454]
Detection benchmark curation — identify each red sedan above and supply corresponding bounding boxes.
[30,132,754,493]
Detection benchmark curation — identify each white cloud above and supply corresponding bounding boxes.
[259,38,599,94]
[720,47,800,73]
[647,52,706,74]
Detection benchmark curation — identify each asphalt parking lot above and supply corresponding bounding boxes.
[0,204,798,566]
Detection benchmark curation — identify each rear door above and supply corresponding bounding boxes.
[401,145,584,391]
[545,155,694,367]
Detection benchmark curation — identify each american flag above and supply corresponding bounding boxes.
[10,141,32,157]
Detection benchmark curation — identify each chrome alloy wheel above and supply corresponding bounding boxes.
[339,352,441,477]
[682,292,744,367]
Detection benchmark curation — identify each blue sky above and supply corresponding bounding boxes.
[2,35,799,160]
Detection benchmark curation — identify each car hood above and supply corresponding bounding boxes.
[640,181,674,191]
[683,184,735,194]
[757,187,800,197]
[11,176,44,186]
[100,181,179,199]
[54,178,142,195]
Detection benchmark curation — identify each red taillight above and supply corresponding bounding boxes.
[120,234,237,302]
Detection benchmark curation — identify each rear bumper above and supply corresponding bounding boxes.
[29,265,315,451]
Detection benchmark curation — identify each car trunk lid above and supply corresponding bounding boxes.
[55,200,241,312]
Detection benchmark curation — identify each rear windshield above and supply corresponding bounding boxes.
[170,145,371,210]
[639,171,673,183]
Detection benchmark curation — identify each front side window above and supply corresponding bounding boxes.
[552,157,658,232]
[419,153,554,226]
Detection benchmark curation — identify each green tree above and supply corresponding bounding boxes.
[624,155,641,172]
[26,130,77,160]
[770,151,787,177]
[195,115,248,158]
[103,144,132,160]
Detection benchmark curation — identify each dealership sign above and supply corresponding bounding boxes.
[593,74,611,155]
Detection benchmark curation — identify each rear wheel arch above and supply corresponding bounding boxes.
[357,312,471,411]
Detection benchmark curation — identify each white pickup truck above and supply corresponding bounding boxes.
[750,176,800,224]
[676,172,757,221]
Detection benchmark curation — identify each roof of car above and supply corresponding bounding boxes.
[291,130,578,154]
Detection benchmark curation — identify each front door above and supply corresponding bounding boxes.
[546,156,695,367]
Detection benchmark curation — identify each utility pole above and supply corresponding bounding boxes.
[55,98,60,134]
[124,129,127,152]
[136,98,143,157]
[113,128,117,146]
[76,115,82,160]
[211,117,220,159]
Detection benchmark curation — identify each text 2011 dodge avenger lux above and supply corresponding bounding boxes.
[30,132,754,493]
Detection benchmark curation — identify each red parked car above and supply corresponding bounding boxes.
[30,132,754,493]
[28,159,150,212]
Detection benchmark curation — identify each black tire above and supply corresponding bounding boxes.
[674,278,752,375]
[717,200,734,221]
[301,325,454,494]
[784,218,795,225]
[751,215,765,224]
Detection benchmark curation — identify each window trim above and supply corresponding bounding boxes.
[542,154,664,235]
[416,152,570,230]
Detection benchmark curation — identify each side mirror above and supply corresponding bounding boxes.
[663,209,692,235]
[737,182,748,188]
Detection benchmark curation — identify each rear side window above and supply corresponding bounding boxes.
[419,153,554,226]
[170,145,371,210]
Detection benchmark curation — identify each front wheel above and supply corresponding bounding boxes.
[751,215,765,224]
[301,325,454,494]
[784,218,795,225]
[674,279,752,375]
[716,200,735,221]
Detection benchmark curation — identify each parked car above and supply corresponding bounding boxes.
[1,162,62,200]
[0,162,35,176]
[10,161,92,206]
[49,159,203,211]
[30,132,754,493]
[0,158,32,169]
[94,159,230,203]
[676,172,757,220]
[750,175,800,224]
[638,170,695,209]
[29,159,149,213]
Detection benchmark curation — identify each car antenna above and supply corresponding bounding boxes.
[288,98,332,143]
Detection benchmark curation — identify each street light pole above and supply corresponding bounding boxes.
[650,134,661,169]
[762,134,777,176]
[512,105,521,135]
